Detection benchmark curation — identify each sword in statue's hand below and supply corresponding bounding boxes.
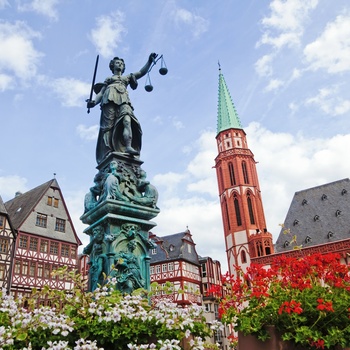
[86,54,99,114]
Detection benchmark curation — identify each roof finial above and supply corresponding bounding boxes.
[218,60,221,71]
[53,173,56,178]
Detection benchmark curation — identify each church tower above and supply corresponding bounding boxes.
[214,67,274,274]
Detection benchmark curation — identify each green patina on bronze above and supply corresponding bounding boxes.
[81,53,162,293]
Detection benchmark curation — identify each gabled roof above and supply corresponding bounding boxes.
[0,195,8,215]
[150,229,199,265]
[275,178,350,252]
[217,67,242,135]
[5,179,59,229]
[4,179,81,245]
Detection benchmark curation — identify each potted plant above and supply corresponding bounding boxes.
[210,252,350,350]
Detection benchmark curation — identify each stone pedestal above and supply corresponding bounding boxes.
[81,152,160,293]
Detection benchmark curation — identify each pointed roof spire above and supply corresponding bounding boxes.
[217,65,242,135]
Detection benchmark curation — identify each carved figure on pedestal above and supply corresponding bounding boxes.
[86,53,158,163]
[100,160,129,202]
[120,223,157,249]
[136,170,159,208]
[83,226,107,290]
[84,161,159,210]
[83,171,105,213]
[113,240,145,294]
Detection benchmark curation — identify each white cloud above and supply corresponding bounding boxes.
[246,122,350,237]
[89,11,127,58]
[305,86,350,116]
[0,21,43,84]
[49,78,90,107]
[76,124,99,141]
[64,189,89,250]
[0,175,28,200]
[304,13,350,73]
[152,196,224,268]
[152,115,163,125]
[255,54,274,77]
[258,0,318,49]
[171,117,184,130]
[291,68,302,80]
[17,0,60,21]
[264,78,284,92]
[153,172,187,198]
[173,8,209,38]
[262,0,318,31]
[0,73,14,91]
[288,101,299,113]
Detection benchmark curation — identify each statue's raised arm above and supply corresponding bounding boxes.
[132,53,158,80]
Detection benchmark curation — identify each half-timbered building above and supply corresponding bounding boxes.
[4,179,81,298]
[149,229,202,306]
[0,196,16,292]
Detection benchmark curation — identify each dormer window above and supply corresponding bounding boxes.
[293,219,299,226]
[321,194,327,201]
[327,231,334,239]
[302,199,308,205]
[305,236,312,243]
[314,215,320,222]
[169,244,175,252]
[284,241,290,248]
[335,210,342,217]
[342,189,347,195]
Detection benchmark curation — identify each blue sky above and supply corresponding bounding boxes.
[1,0,350,272]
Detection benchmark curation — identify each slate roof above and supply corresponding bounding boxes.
[275,178,350,252]
[4,179,81,245]
[5,179,59,229]
[0,195,8,215]
[150,230,200,265]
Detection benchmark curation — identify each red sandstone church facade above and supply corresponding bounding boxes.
[214,68,274,274]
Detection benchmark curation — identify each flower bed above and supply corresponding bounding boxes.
[0,269,222,350]
[210,253,350,349]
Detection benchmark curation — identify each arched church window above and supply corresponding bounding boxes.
[234,195,242,226]
[223,197,231,230]
[242,161,249,184]
[219,168,224,193]
[228,162,236,186]
[247,193,255,225]
[256,241,263,257]
[241,250,247,264]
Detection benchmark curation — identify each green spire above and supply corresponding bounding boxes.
[217,67,242,135]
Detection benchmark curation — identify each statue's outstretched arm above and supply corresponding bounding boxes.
[133,53,158,80]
